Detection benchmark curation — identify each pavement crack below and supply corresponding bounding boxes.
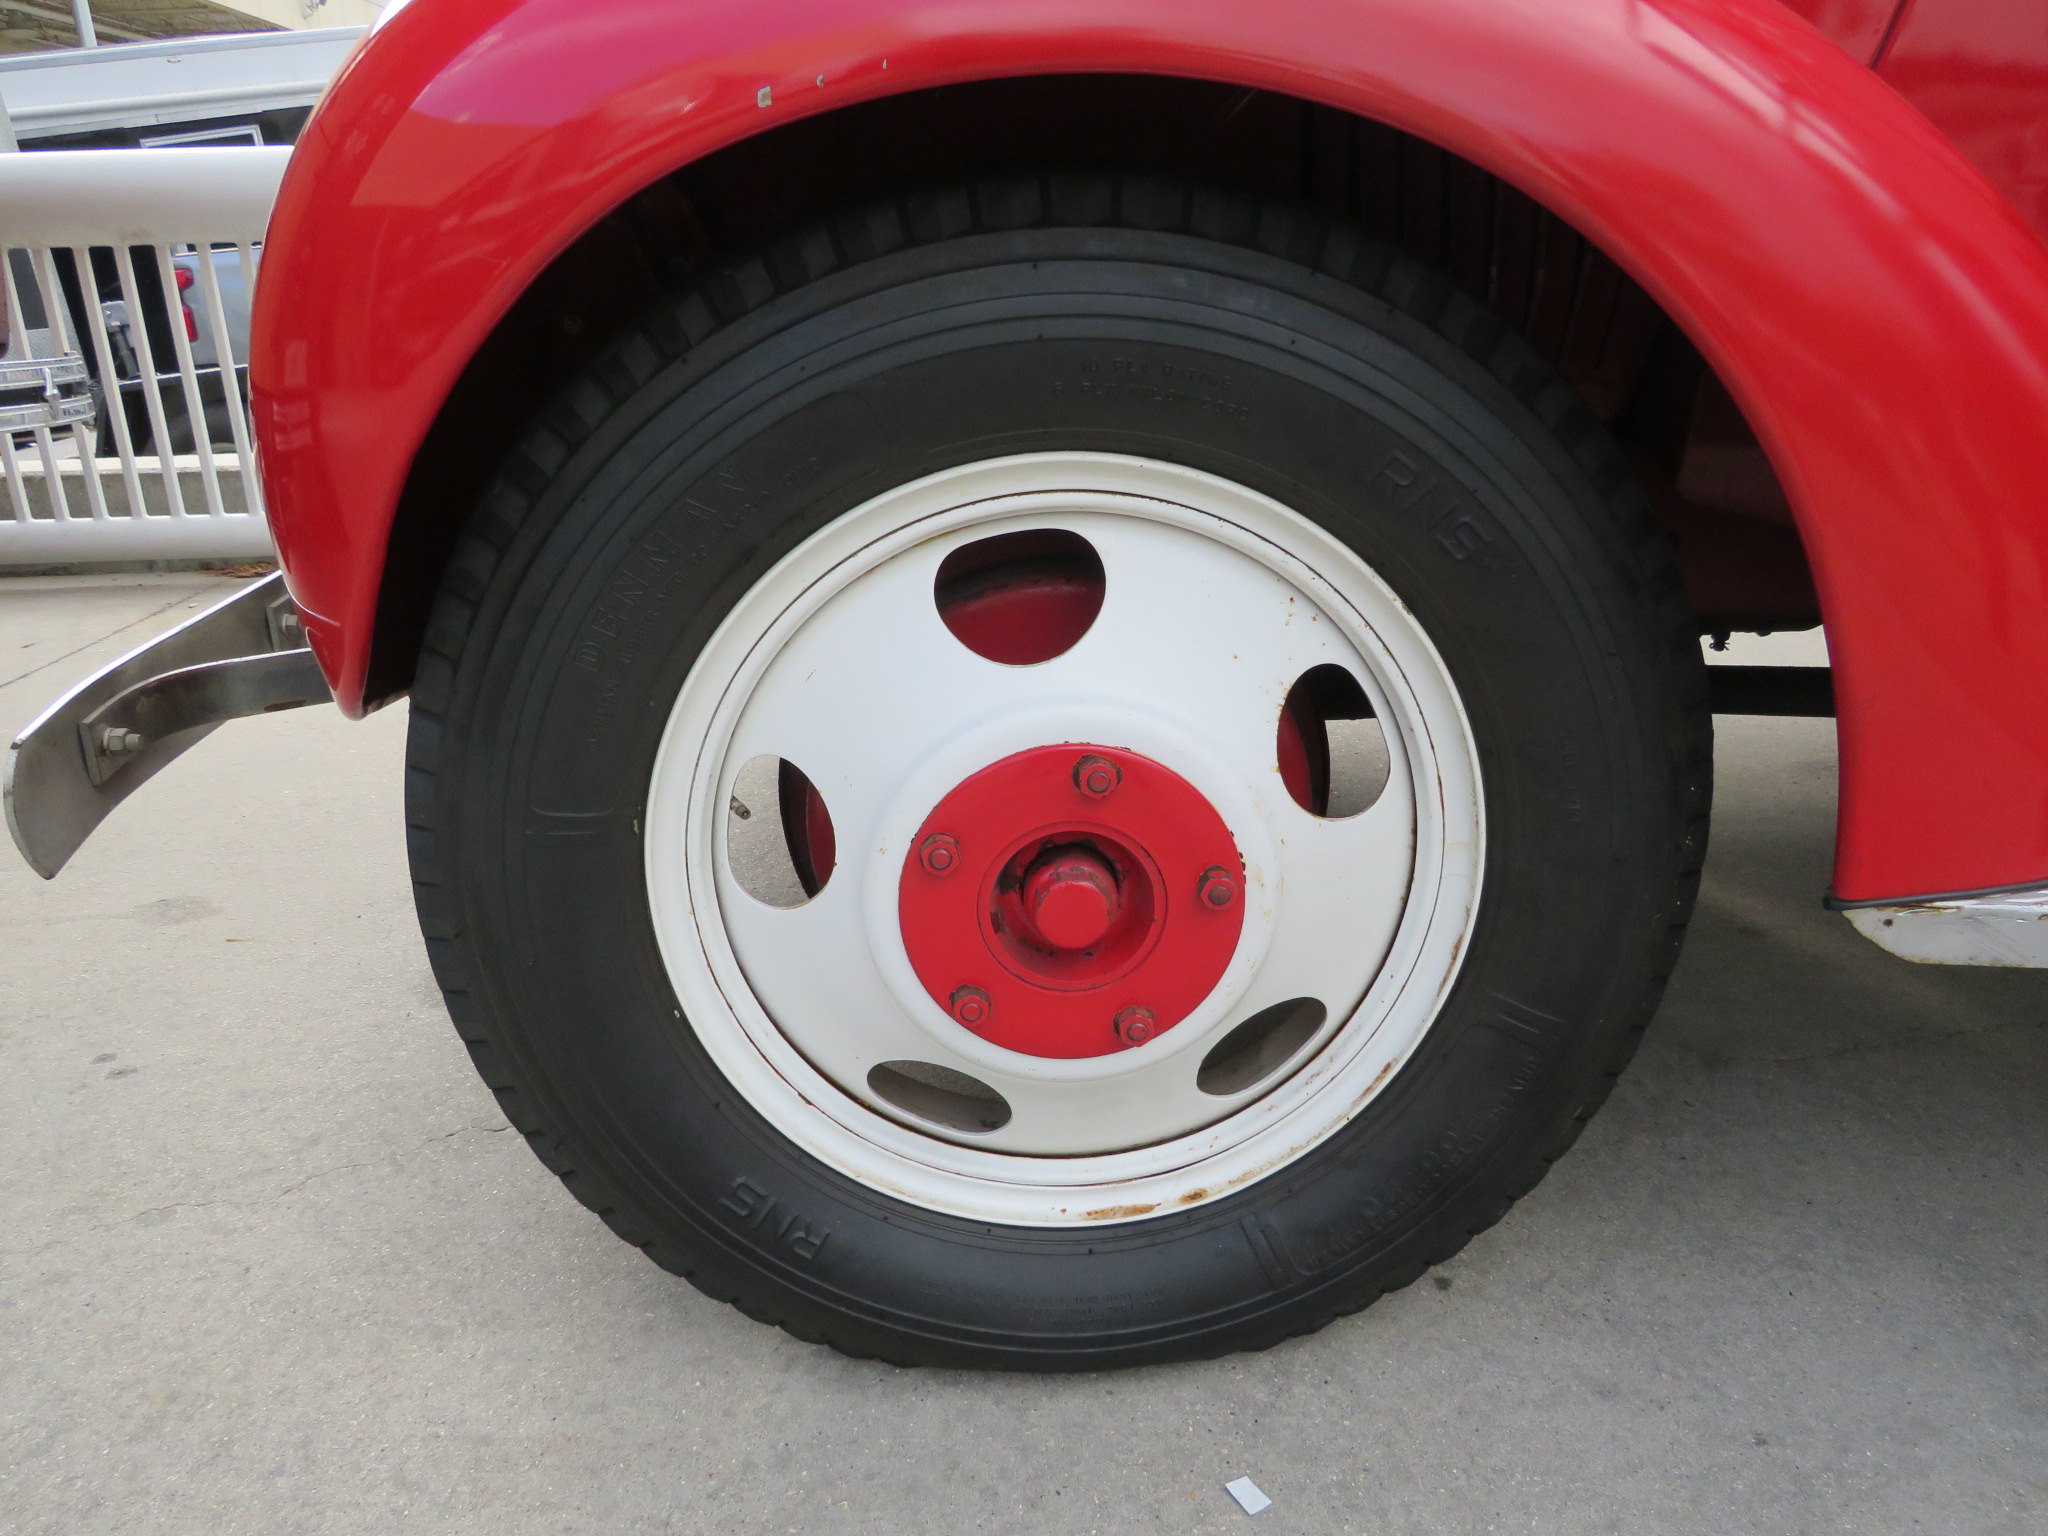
[270,1160,378,1199]
[128,1197,223,1223]
[0,587,236,693]
[266,1121,513,1199]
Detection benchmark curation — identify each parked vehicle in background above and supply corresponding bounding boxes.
[82,244,258,454]
[0,29,361,152]
[176,247,255,374]
[12,0,2048,1371]
[0,146,284,566]
[7,242,253,458]
[2,250,96,452]
[0,30,335,456]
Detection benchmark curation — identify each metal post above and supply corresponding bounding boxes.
[72,0,98,48]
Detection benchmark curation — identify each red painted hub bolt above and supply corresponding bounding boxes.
[1072,753,1121,799]
[1113,1004,1157,1047]
[1196,864,1239,910]
[1020,847,1121,951]
[950,985,992,1027]
[919,832,961,876]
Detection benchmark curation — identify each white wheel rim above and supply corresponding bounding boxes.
[646,454,1483,1226]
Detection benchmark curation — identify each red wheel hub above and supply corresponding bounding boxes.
[899,745,1245,1058]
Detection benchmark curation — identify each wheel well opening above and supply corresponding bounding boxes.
[368,74,1817,706]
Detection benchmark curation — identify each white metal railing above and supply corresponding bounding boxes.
[0,146,289,564]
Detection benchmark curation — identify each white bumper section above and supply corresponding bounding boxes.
[1845,888,2048,968]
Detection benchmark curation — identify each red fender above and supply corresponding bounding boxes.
[252,0,2048,905]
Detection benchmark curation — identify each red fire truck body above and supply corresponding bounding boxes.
[257,0,2048,906]
[14,0,2048,1367]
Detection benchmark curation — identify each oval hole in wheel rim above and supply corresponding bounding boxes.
[1278,664,1388,817]
[868,1061,1014,1133]
[726,754,836,907]
[935,528,1105,664]
[1197,998,1329,1096]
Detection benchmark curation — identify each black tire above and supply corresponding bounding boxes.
[407,169,1710,1370]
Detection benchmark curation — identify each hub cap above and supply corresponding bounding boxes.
[645,454,1483,1226]
[900,744,1245,1058]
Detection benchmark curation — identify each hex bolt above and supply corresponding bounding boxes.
[101,727,145,755]
[949,985,993,1027]
[1197,865,1239,910]
[1072,753,1121,799]
[919,832,961,876]
[1113,1004,1157,1047]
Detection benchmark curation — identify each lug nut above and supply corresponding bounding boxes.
[1196,865,1239,910]
[949,985,992,1027]
[101,727,144,755]
[1072,753,1121,799]
[919,832,961,876]
[1113,1004,1157,1047]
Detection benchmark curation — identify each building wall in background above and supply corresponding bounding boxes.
[212,1,384,32]
[0,1,385,55]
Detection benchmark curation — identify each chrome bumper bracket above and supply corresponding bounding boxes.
[5,572,333,878]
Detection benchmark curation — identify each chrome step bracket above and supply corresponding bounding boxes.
[1844,888,2048,968]
[5,572,333,878]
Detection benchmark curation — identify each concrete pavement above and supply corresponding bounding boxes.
[1,575,2043,1535]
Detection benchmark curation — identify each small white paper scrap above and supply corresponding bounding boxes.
[1225,1476,1272,1516]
